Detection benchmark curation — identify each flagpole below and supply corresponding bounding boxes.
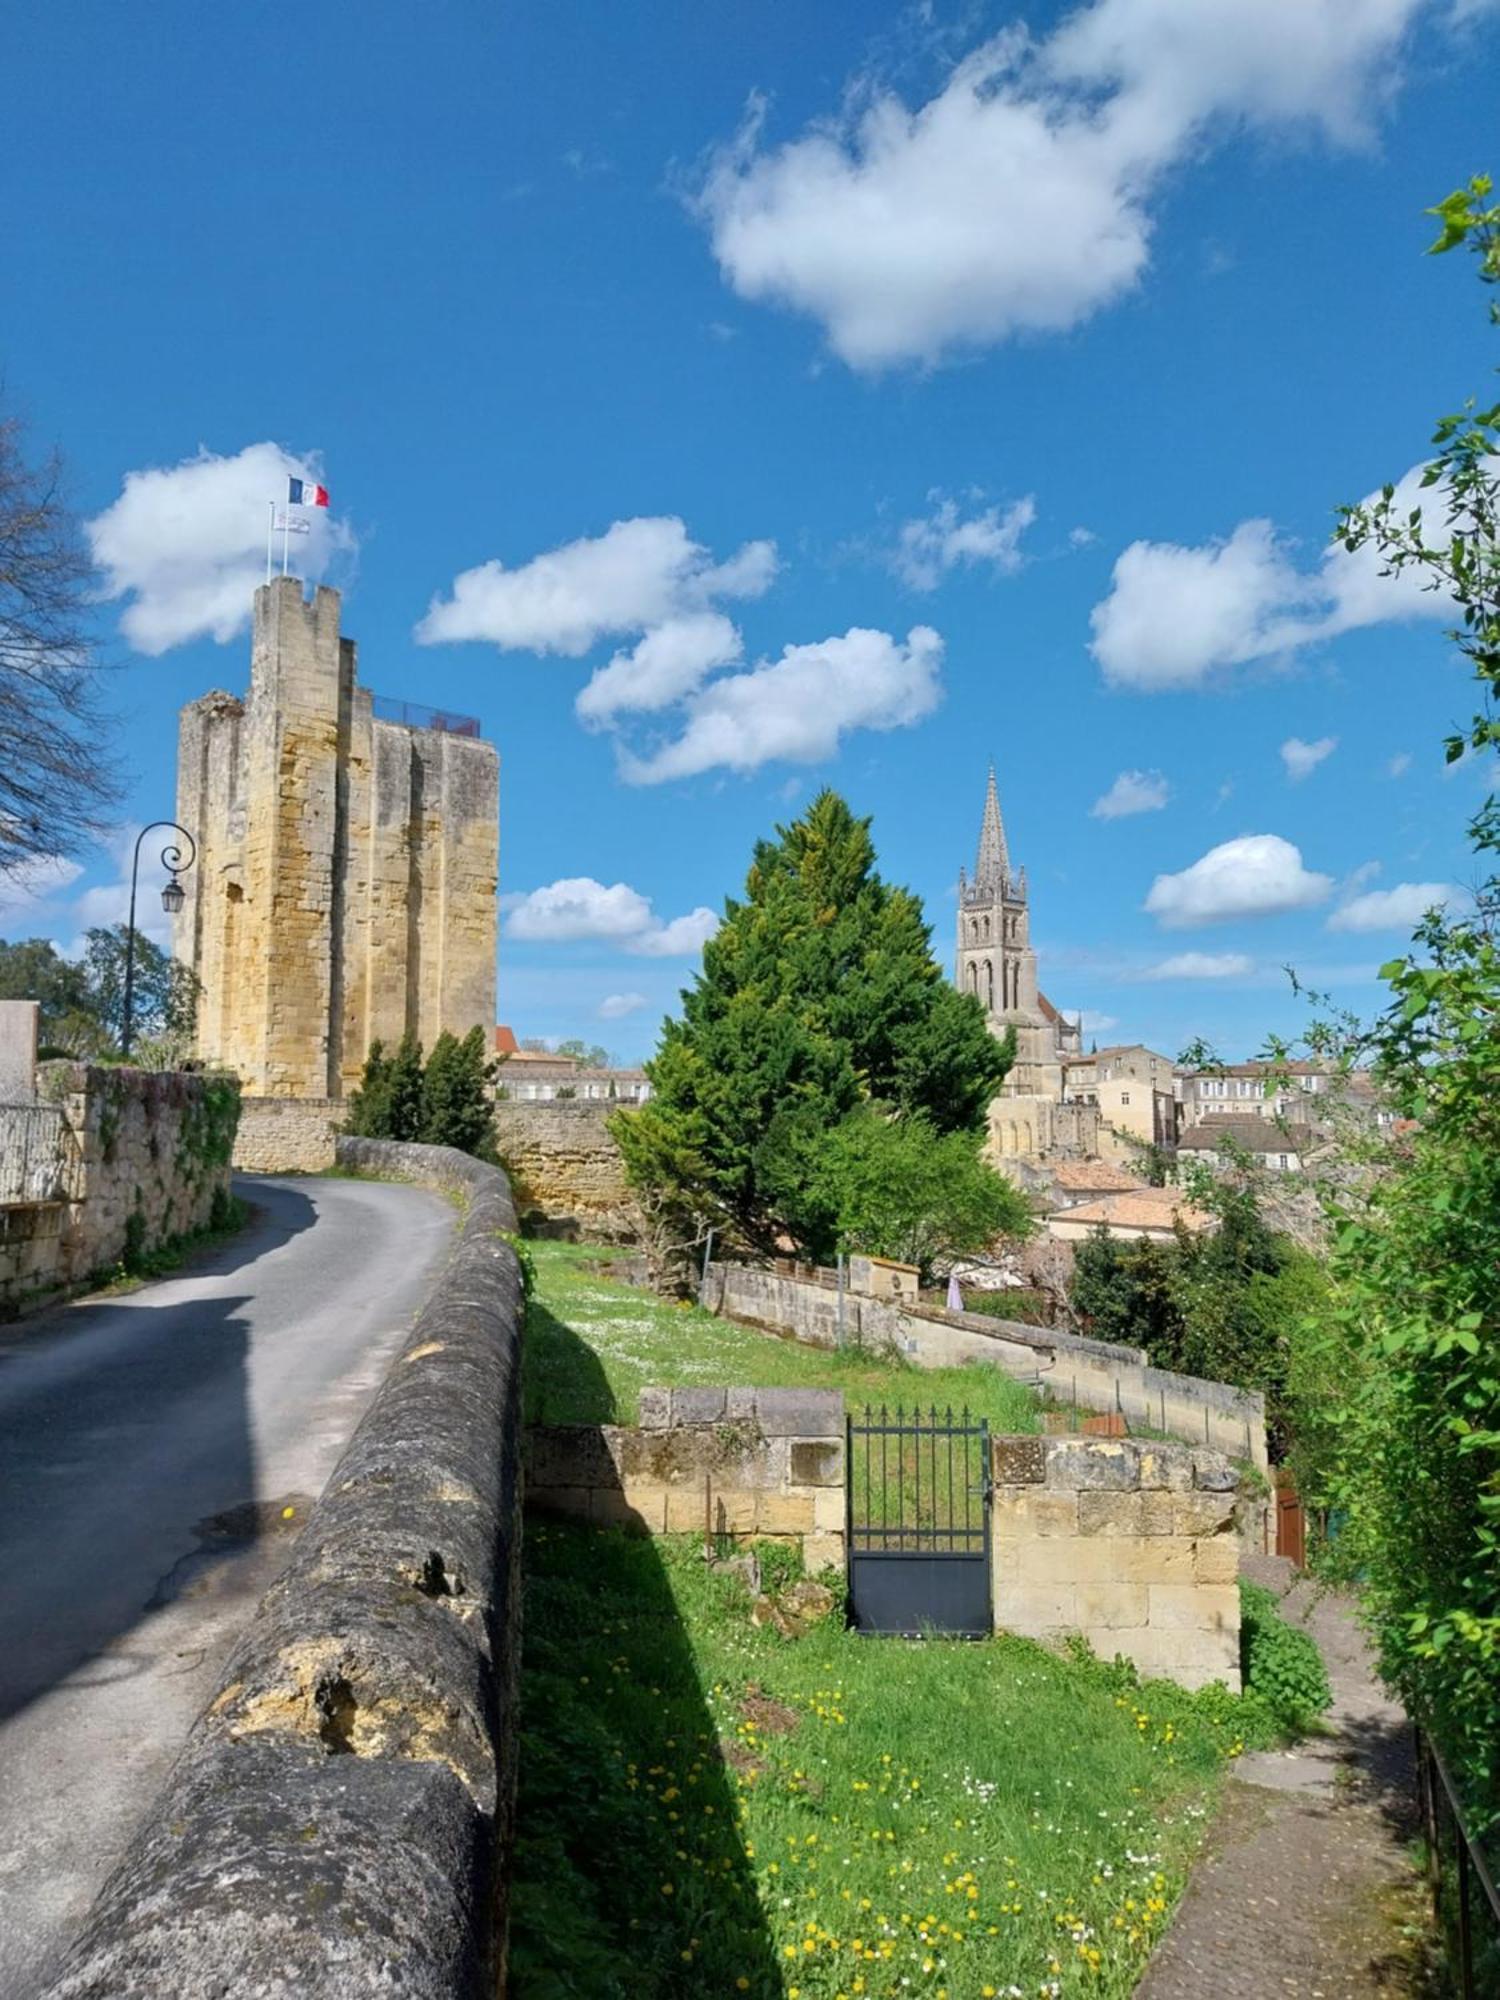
[266,502,275,585]
[281,505,291,578]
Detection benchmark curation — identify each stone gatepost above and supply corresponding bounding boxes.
[990,1434,1241,1693]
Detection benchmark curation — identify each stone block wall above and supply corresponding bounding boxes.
[0,1064,239,1313]
[493,1099,641,1241]
[525,1385,845,1571]
[234,1096,340,1172]
[708,1262,1268,1469]
[992,1435,1241,1692]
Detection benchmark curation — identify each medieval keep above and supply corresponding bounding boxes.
[174,578,499,1097]
[957,766,1098,1162]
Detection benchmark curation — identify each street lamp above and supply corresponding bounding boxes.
[122,820,197,1061]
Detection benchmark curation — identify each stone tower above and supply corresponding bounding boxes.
[957,766,1091,1162]
[175,578,499,1098]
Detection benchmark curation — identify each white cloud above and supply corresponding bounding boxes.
[1281,735,1338,781]
[1143,951,1255,980]
[598,992,650,1020]
[1091,465,1449,690]
[1145,834,1333,928]
[416,516,775,656]
[620,626,943,785]
[1069,526,1098,549]
[1387,752,1412,778]
[88,442,353,655]
[693,0,1429,369]
[0,854,85,920]
[575,613,743,723]
[1080,1010,1118,1032]
[504,876,719,957]
[893,494,1035,591]
[1327,881,1464,932]
[1091,769,1170,819]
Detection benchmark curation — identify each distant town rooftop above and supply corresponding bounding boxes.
[372,693,481,738]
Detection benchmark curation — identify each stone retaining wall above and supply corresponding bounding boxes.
[1,1064,239,1315]
[992,1435,1241,1692]
[493,1099,641,1241]
[707,1262,1267,1470]
[233,1095,341,1172]
[526,1385,845,1571]
[43,1139,526,1999]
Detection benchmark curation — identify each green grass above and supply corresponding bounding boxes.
[524,1242,1039,1435]
[510,1522,1252,2000]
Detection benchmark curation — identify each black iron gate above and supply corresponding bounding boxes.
[846,1405,992,1636]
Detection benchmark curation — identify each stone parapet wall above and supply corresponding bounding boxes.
[526,1385,845,1571]
[493,1099,641,1241]
[708,1263,1267,1469]
[992,1435,1241,1692]
[1,1064,239,1315]
[233,1095,341,1172]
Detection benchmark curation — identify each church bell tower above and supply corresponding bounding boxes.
[956,766,1059,1098]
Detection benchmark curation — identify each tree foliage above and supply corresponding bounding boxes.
[0,927,195,1061]
[1277,178,1500,1828]
[0,407,118,880]
[614,791,1013,1258]
[344,1026,499,1161]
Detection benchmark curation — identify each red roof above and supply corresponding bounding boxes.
[493,1024,519,1056]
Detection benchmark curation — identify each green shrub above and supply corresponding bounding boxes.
[1239,1579,1332,1732]
[961,1285,1050,1325]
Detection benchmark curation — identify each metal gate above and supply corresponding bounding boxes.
[846,1405,992,1636]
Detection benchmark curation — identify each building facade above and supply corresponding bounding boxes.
[175,579,499,1097]
[1062,1042,1180,1164]
[957,767,1097,1163]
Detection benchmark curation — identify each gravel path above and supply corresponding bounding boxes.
[1135,1556,1439,1999]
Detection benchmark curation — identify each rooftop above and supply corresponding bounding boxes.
[1053,1188,1214,1232]
[1178,1117,1304,1154]
[1050,1160,1147,1193]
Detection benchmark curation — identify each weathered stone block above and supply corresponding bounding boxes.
[757,1492,816,1535]
[591,1485,662,1532]
[527,1426,617,1490]
[754,1389,842,1437]
[671,1387,726,1426]
[637,1387,672,1430]
[724,1386,759,1422]
[998,1583,1078,1635]
[1173,1493,1236,1536]
[789,1440,843,1487]
[803,1532,844,1573]
[993,1491,1078,1539]
[1136,1446,1195,1492]
[1192,1535,1240,1584]
[1191,1449,1238,1493]
[1077,1492,1146,1537]
[1148,1582,1239,1632]
[664,1485,714,1533]
[1140,1491,1177,1536]
[705,1490,758,1535]
[1044,1439,1139,1491]
[813,1485,846,1533]
[1075,1582,1150,1630]
[992,1435,1047,1485]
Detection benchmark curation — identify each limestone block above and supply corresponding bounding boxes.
[1173,1493,1236,1536]
[754,1389,842,1437]
[637,1387,672,1430]
[1136,1447,1195,1492]
[1077,1492,1146,1537]
[992,1435,1046,1485]
[757,1492,816,1535]
[724,1387,759,1422]
[1192,1535,1240,1584]
[1140,1491,1177,1536]
[813,1486,846,1533]
[1086,1536,1194,1585]
[616,1482,668,1531]
[664,1485,714,1534]
[789,1439,843,1487]
[671,1387,726,1426]
[803,1533,844,1573]
[706,1490,758,1535]
[528,1426,618,1490]
[992,1491,1078,1539]
[1075,1582,1150,1630]
[1191,1449,1237,1493]
[1043,1439,1139,1491]
[998,1583,1078,1635]
[1147,1582,1239,1632]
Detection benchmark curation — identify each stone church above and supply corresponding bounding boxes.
[174,578,499,1098]
[957,767,1098,1162]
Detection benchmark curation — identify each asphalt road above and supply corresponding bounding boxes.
[0,1172,457,1999]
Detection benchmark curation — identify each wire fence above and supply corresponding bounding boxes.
[371,694,482,738]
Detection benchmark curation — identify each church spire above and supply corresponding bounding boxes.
[975,762,1008,887]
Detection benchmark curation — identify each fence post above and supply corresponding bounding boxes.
[699,1228,715,1306]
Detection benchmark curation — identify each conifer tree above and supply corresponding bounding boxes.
[420,1026,499,1160]
[615,790,1012,1255]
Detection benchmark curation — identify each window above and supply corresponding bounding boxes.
[1119,1092,1130,1106]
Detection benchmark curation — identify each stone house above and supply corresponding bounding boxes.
[1062,1043,1180,1163]
[1176,1116,1307,1174]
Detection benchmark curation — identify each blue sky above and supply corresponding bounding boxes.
[4,0,1497,1063]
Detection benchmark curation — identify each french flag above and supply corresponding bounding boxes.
[287,476,329,507]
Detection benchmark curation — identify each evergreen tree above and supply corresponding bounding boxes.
[344,1039,396,1138]
[387,1033,425,1141]
[420,1026,499,1160]
[615,791,1012,1254]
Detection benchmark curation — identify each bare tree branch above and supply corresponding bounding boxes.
[0,407,119,879]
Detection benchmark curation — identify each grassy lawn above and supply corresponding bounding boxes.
[524,1242,1038,1436]
[510,1523,1245,2000]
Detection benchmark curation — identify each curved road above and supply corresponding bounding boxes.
[0,1173,457,1999]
